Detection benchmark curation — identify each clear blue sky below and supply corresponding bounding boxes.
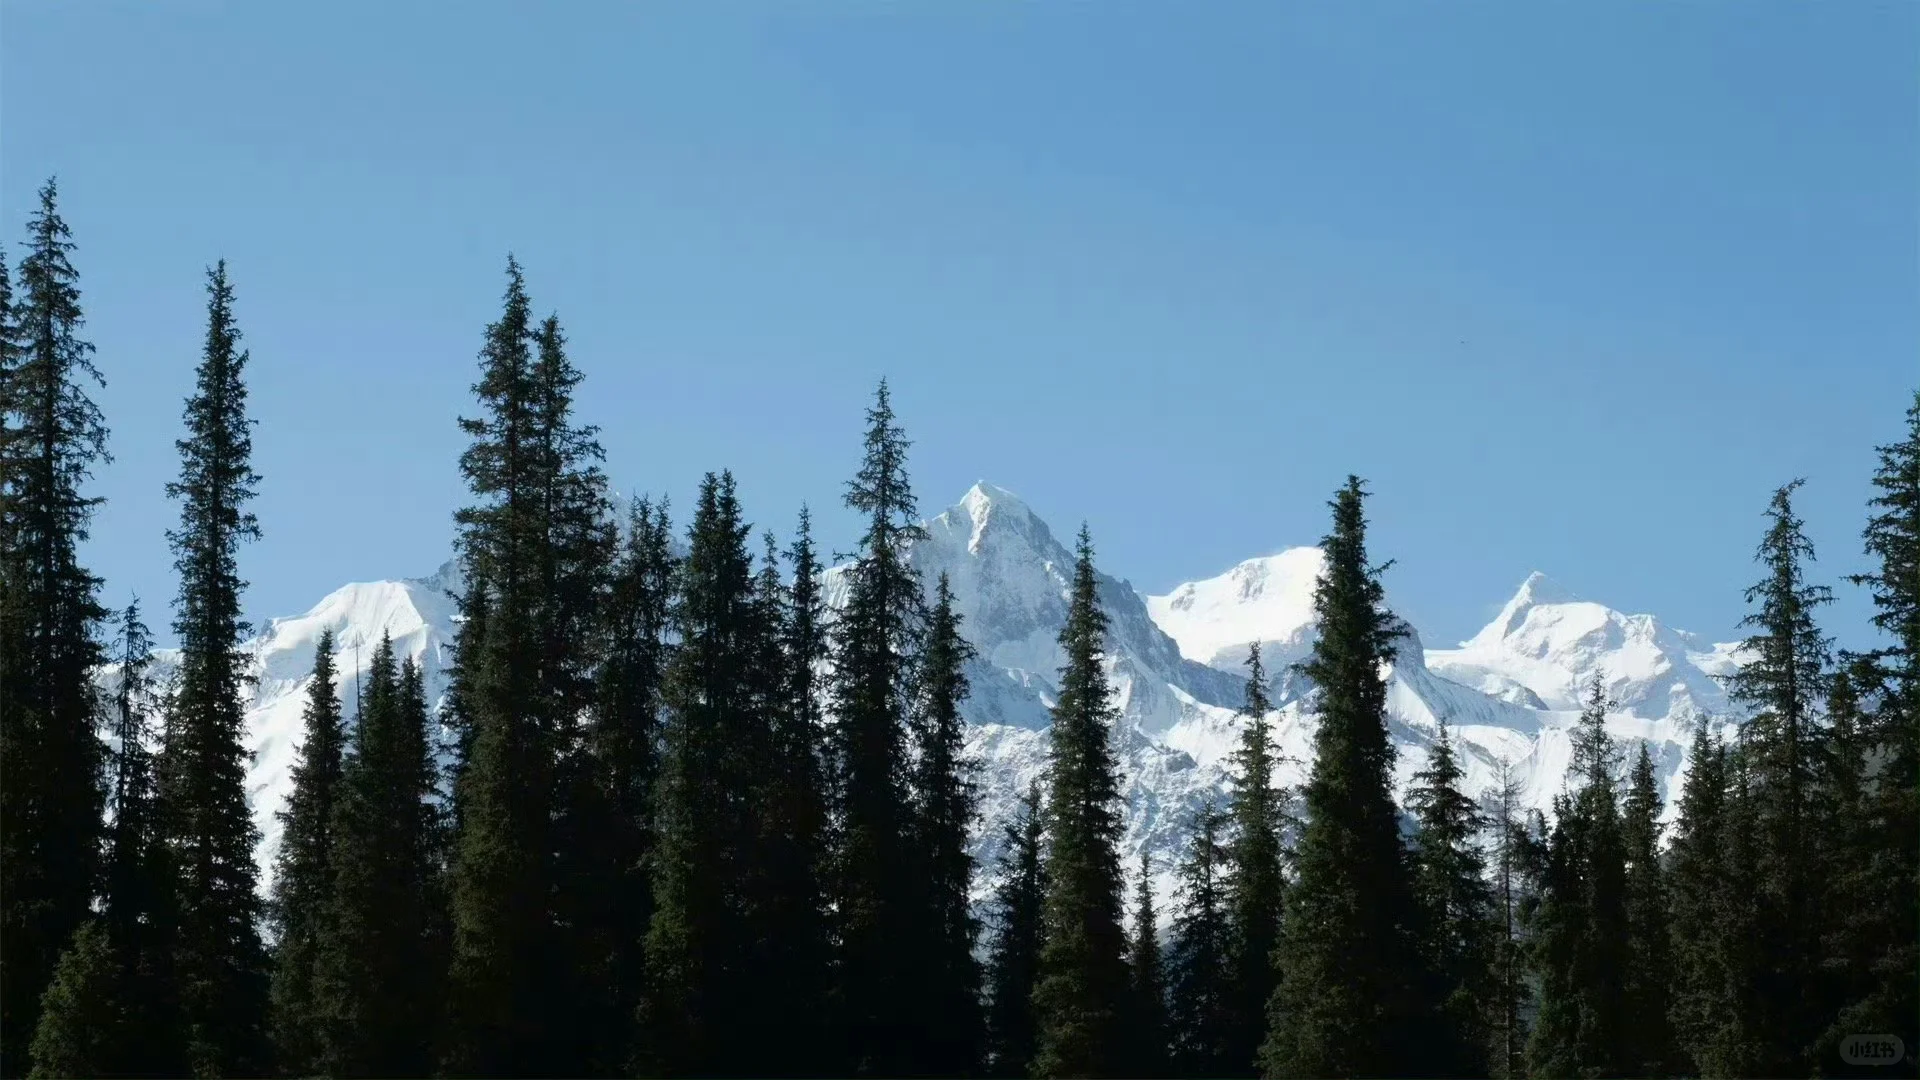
[3,2,1914,651]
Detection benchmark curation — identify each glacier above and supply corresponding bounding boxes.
[133,481,1745,908]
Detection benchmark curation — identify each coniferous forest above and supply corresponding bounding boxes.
[1,180,1917,1080]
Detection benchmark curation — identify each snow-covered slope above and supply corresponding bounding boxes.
[153,481,1744,905]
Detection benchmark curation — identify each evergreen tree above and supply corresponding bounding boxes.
[1838,390,1920,1066]
[910,572,985,1076]
[158,261,269,1077]
[1031,526,1132,1079]
[1525,677,1628,1079]
[1,181,110,1078]
[1406,720,1494,1078]
[1167,804,1233,1079]
[268,632,344,1075]
[983,783,1047,1080]
[1222,644,1283,1078]
[1259,477,1421,1080]
[639,472,764,1075]
[1128,852,1169,1077]
[762,507,833,1076]
[583,496,674,1075]
[100,601,181,1076]
[1726,479,1834,1075]
[827,380,928,1076]
[314,637,441,1077]
[1484,759,1531,1080]
[26,921,119,1080]
[1666,720,1755,1078]
[1620,743,1676,1077]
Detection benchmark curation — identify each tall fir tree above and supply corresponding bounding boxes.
[1525,677,1629,1080]
[1031,526,1132,1079]
[314,637,442,1078]
[1406,720,1494,1079]
[763,507,833,1077]
[638,472,764,1075]
[1259,477,1421,1080]
[267,632,345,1076]
[1620,743,1676,1078]
[1726,479,1834,1076]
[1838,389,1920,1066]
[827,380,928,1076]
[1128,852,1169,1077]
[910,572,984,1076]
[1484,759,1531,1080]
[1222,644,1284,1078]
[1166,803,1233,1080]
[26,920,118,1080]
[158,261,270,1077]
[582,496,675,1074]
[1666,719,1758,1079]
[0,181,111,1079]
[101,600,181,1076]
[982,783,1047,1080]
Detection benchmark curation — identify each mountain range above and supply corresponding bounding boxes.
[135,482,1748,906]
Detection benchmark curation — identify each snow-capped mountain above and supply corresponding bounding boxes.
[158,481,1744,905]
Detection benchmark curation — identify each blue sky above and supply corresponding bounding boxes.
[3,2,1914,650]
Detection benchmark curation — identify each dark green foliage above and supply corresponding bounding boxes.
[1222,644,1284,1078]
[1,181,110,1079]
[983,783,1047,1080]
[1128,852,1169,1077]
[314,638,442,1077]
[159,261,270,1077]
[100,601,182,1076]
[1836,391,1920,1068]
[443,260,610,1076]
[1666,721,1759,1079]
[1259,477,1421,1080]
[1620,743,1676,1077]
[268,632,344,1075]
[27,921,119,1080]
[1726,479,1834,1075]
[639,472,765,1075]
[827,380,929,1076]
[1525,678,1629,1079]
[1167,804,1233,1079]
[910,572,985,1076]
[1407,720,1494,1078]
[1031,527,1133,1079]
[1484,760,1531,1080]
[581,496,675,1074]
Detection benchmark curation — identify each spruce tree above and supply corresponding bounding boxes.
[101,600,181,1075]
[1167,804,1233,1079]
[1222,644,1284,1078]
[1838,389,1920,1065]
[1031,526,1132,1079]
[763,507,833,1076]
[1525,677,1628,1079]
[314,637,441,1077]
[1,181,111,1078]
[983,783,1047,1080]
[1620,743,1676,1077]
[159,260,270,1077]
[1128,852,1169,1077]
[26,921,119,1080]
[639,472,764,1075]
[1484,759,1531,1080]
[1259,477,1421,1080]
[1726,479,1834,1075]
[1406,720,1494,1079]
[584,496,674,1074]
[910,571,984,1076]
[268,632,344,1075]
[1667,720,1753,1078]
[827,380,928,1076]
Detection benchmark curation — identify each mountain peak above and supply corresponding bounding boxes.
[1514,570,1580,608]
[954,482,1036,553]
